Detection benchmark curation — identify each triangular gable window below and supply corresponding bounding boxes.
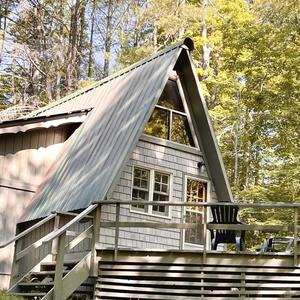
[144,79,196,147]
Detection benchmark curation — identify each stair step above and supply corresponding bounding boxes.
[13,292,46,297]
[41,259,79,266]
[29,270,68,277]
[18,282,54,286]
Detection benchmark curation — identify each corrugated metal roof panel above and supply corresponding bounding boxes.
[25,39,193,119]
[22,45,183,221]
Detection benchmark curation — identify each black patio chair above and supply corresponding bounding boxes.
[208,204,246,251]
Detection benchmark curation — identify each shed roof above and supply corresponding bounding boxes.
[21,38,233,222]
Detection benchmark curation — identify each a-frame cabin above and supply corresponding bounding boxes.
[1,38,300,299]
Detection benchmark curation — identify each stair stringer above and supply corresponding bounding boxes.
[41,251,92,300]
[9,254,53,293]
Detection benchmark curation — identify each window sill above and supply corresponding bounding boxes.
[129,207,172,220]
[183,242,204,249]
[140,134,201,156]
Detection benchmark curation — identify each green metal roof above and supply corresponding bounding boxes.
[21,38,233,222]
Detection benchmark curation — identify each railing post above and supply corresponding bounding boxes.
[294,208,298,266]
[114,203,120,261]
[51,214,60,258]
[179,204,184,250]
[203,205,207,264]
[54,231,66,300]
[90,205,101,277]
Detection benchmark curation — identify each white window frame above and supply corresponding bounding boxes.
[182,175,211,249]
[130,165,173,219]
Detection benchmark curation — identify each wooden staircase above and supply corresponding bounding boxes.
[1,203,101,300]
[11,259,95,299]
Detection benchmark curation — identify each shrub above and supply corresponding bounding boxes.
[0,290,24,300]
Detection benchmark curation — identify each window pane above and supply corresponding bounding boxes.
[141,170,148,179]
[132,167,149,212]
[184,179,207,245]
[185,212,204,245]
[132,189,148,212]
[133,167,149,189]
[141,180,148,189]
[154,182,160,192]
[186,179,206,212]
[162,175,168,184]
[171,113,195,147]
[154,172,169,194]
[135,168,141,177]
[161,184,168,193]
[143,107,169,139]
[157,80,184,112]
[153,193,168,214]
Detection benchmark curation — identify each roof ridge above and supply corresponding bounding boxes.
[27,38,193,118]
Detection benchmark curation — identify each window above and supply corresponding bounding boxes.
[184,178,207,245]
[143,79,196,147]
[131,166,171,217]
[132,167,149,212]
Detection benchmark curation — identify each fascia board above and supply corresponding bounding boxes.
[175,49,233,202]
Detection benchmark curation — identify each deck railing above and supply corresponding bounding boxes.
[1,200,300,299]
[96,201,300,265]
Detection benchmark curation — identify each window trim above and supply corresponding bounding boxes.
[182,175,211,249]
[130,165,173,219]
[176,78,199,148]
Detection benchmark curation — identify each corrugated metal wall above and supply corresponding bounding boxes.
[0,125,75,289]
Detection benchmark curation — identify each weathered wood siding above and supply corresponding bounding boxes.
[99,136,217,250]
[0,126,71,288]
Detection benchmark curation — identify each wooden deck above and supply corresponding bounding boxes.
[4,201,300,299]
[95,248,300,299]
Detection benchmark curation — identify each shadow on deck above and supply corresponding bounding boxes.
[95,248,300,299]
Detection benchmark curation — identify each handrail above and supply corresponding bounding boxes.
[43,203,98,244]
[56,210,93,219]
[0,212,57,249]
[97,200,300,209]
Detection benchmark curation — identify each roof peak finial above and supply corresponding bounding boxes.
[183,37,194,51]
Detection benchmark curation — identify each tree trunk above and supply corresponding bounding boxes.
[201,0,211,70]
[54,0,65,100]
[88,0,96,78]
[177,0,185,39]
[66,0,81,92]
[77,0,86,79]
[103,0,113,78]
[210,50,221,108]
[233,88,242,190]
[0,0,8,65]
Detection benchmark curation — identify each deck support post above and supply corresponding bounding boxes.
[294,208,298,266]
[90,205,101,277]
[240,272,246,299]
[114,203,120,261]
[54,232,66,300]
